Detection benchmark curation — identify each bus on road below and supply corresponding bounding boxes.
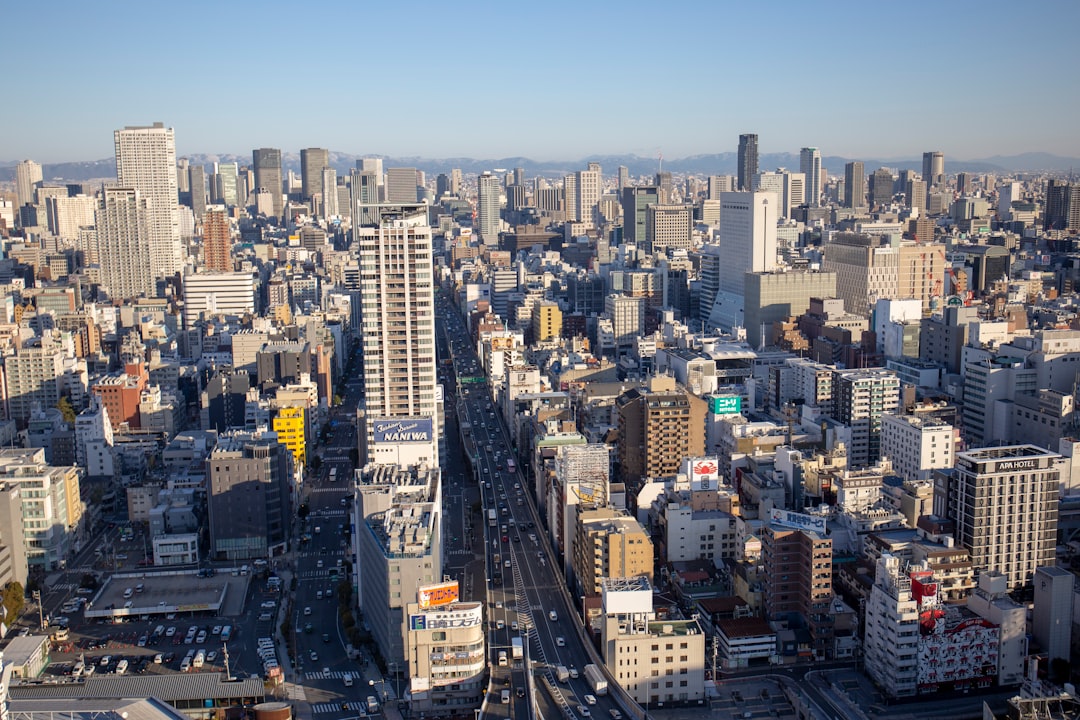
[507,459,515,473]
[488,509,497,527]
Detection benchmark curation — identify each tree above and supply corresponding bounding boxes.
[2,582,25,621]
[56,397,76,424]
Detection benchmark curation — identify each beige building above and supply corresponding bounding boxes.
[532,300,562,343]
[404,597,485,716]
[574,508,653,596]
[599,577,707,704]
[616,376,706,494]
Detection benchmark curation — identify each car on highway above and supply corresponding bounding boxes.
[556,636,565,647]
[577,706,591,717]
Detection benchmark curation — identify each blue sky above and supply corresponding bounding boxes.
[5,0,1079,163]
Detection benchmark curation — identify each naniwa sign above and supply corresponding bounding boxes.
[417,580,459,609]
[770,508,827,534]
[373,417,433,443]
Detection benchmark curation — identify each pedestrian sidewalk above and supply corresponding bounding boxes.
[273,564,315,720]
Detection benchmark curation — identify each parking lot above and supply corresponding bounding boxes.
[85,570,248,620]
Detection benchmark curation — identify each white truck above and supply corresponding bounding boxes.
[584,664,608,695]
[555,665,570,683]
[511,636,523,659]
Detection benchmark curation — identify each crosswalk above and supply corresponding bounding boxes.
[299,569,344,580]
[304,670,353,680]
[312,701,367,714]
[50,582,77,592]
[310,487,349,494]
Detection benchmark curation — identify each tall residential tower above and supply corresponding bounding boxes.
[114,123,181,282]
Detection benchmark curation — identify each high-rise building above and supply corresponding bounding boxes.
[843,161,865,208]
[707,174,735,200]
[922,151,944,187]
[743,269,837,349]
[621,186,658,246]
[349,170,380,227]
[96,187,155,301]
[737,133,758,191]
[645,204,692,255]
[1032,565,1074,664]
[15,160,43,210]
[188,164,206,219]
[321,167,338,217]
[114,123,181,280]
[46,194,96,241]
[762,522,833,657]
[201,206,231,273]
[300,147,330,201]
[182,271,256,328]
[707,191,778,331]
[216,162,239,207]
[832,367,900,467]
[799,147,822,207]
[0,448,82,570]
[576,166,601,228]
[476,172,501,241]
[869,167,894,207]
[355,204,438,467]
[617,165,629,190]
[207,432,292,560]
[252,148,284,219]
[935,445,1059,589]
[352,464,442,675]
[573,508,653,597]
[4,340,65,428]
[880,413,956,483]
[385,167,419,203]
[1045,179,1080,232]
[906,178,927,212]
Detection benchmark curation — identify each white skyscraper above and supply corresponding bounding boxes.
[799,147,822,207]
[477,172,502,241]
[15,160,42,210]
[355,203,439,467]
[576,166,601,228]
[114,123,181,281]
[96,187,155,301]
[707,191,778,331]
[321,167,339,217]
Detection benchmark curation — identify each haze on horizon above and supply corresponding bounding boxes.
[5,0,1079,164]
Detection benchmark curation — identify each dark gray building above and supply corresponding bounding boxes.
[919,305,977,375]
[207,432,292,559]
[844,161,865,208]
[256,341,311,387]
[201,368,249,433]
[300,147,330,202]
[252,148,284,219]
[738,133,758,192]
[620,186,658,246]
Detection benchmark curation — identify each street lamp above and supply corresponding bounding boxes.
[370,677,388,704]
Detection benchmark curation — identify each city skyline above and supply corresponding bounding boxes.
[5,0,1079,164]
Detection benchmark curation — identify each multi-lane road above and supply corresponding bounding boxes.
[437,295,625,720]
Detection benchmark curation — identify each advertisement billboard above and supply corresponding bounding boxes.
[408,603,483,631]
[417,580,459,609]
[709,395,742,415]
[685,457,722,490]
[373,417,433,444]
[769,508,827,534]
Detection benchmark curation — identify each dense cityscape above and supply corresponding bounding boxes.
[0,121,1079,720]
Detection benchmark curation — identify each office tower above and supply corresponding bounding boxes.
[97,187,155,300]
[359,157,384,182]
[4,341,65,427]
[956,172,971,194]
[707,174,734,200]
[114,123,181,279]
[935,445,1059,588]
[654,171,673,204]
[176,157,190,194]
[300,147,330,201]
[252,148,284,218]
[743,269,837,349]
[782,171,805,216]
[355,204,438,467]
[189,164,207,219]
[1033,566,1073,663]
[922,151,944,187]
[513,167,525,186]
[201,206,231,273]
[182,271,256,328]
[620,186,658,246]
[906,178,927,212]
[644,203,692,255]
[615,375,706,494]
[216,162,238,207]
[869,167,894,206]
[321,167,338,217]
[617,165,629,190]
[563,174,577,220]
[755,171,784,207]
[353,464,442,675]
[880,413,955,483]
[386,167,419,203]
[207,432,292,559]
[15,160,43,210]
[605,293,646,358]
[532,300,562,342]
[435,173,451,197]
[476,172,501,241]
[708,191,778,331]
[1045,179,1080,232]
[450,168,462,197]
[762,522,833,657]
[843,161,865,208]
[832,368,901,466]
[576,166,601,227]
[737,133,759,191]
[799,147,822,207]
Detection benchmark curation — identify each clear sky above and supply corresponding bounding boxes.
[5,0,1079,163]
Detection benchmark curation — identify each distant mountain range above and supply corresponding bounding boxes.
[2,151,1078,184]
